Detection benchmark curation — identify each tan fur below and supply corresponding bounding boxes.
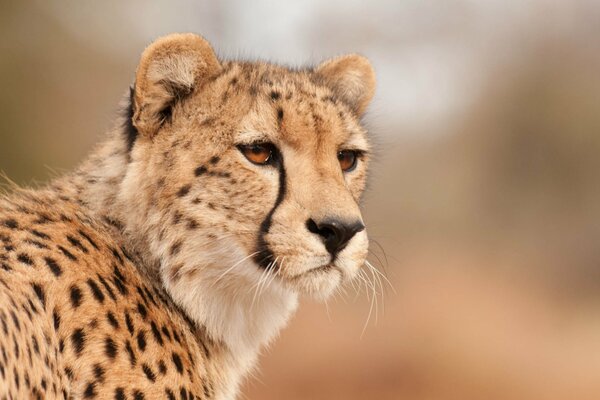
[0,33,375,399]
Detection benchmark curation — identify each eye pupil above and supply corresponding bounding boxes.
[338,150,358,172]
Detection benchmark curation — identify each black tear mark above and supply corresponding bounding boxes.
[254,152,286,269]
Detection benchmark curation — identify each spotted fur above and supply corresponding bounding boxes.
[0,33,375,399]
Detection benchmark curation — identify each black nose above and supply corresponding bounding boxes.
[306,218,365,256]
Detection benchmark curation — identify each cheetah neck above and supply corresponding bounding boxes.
[57,128,298,399]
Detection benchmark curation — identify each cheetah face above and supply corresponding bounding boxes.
[125,34,375,302]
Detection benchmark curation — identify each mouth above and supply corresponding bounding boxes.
[290,263,342,280]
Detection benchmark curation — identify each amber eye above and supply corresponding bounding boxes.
[338,150,358,172]
[238,143,276,165]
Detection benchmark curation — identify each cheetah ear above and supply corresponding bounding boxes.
[132,33,221,137]
[314,54,376,116]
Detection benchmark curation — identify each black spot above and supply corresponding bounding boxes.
[113,264,126,281]
[114,387,126,400]
[133,390,145,400]
[124,86,138,153]
[93,364,105,382]
[2,219,18,229]
[33,214,53,224]
[24,239,49,249]
[209,156,220,164]
[143,287,157,306]
[179,387,188,400]
[161,326,172,341]
[103,216,124,231]
[176,185,191,197]
[86,279,105,303]
[53,309,60,331]
[78,230,99,250]
[98,275,116,301]
[70,286,83,308]
[150,322,163,346]
[165,389,176,400]
[104,337,117,359]
[277,107,284,121]
[125,312,134,334]
[142,364,156,382]
[111,248,124,264]
[169,241,182,256]
[32,335,39,354]
[67,235,88,253]
[137,330,147,352]
[44,257,62,277]
[64,366,74,379]
[107,312,119,329]
[186,219,198,230]
[71,328,85,355]
[113,276,128,295]
[270,90,281,100]
[172,352,184,374]
[137,303,147,319]
[158,360,167,375]
[125,340,136,366]
[172,211,182,225]
[194,166,207,176]
[31,229,50,240]
[1,262,11,271]
[83,382,96,398]
[31,283,45,308]
[10,310,20,331]
[17,253,33,266]
[58,245,77,261]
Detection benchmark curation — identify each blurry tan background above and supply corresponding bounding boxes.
[2,1,600,399]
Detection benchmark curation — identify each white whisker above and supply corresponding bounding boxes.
[210,251,260,288]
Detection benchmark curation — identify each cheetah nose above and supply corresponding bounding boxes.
[306,218,365,256]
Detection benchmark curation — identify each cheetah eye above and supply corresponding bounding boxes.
[338,150,359,172]
[238,143,276,165]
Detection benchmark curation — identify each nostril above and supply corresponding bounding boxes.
[306,219,336,241]
[306,218,365,256]
[306,219,320,235]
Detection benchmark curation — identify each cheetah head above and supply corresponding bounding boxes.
[118,34,375,344]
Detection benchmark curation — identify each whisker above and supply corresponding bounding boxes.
[210,251,261,288]
[365,259,396,294]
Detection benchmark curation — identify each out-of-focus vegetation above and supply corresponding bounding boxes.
[1,1,600,399]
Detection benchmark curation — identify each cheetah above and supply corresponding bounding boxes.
[0,33,375,399]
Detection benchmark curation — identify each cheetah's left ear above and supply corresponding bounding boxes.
[314,54,376,116]
[132,33,221,137]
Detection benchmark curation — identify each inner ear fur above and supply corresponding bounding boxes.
[314,54,376,116]
[132,33,221,137]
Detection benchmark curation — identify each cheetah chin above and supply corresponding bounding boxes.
[0,33,375,400]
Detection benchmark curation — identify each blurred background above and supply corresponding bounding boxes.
[2,1,600,399]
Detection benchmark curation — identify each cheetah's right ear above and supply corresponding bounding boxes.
[132,33,221,137]
[314,54,376,116]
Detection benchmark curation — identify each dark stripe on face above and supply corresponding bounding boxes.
[254,153,287,269]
